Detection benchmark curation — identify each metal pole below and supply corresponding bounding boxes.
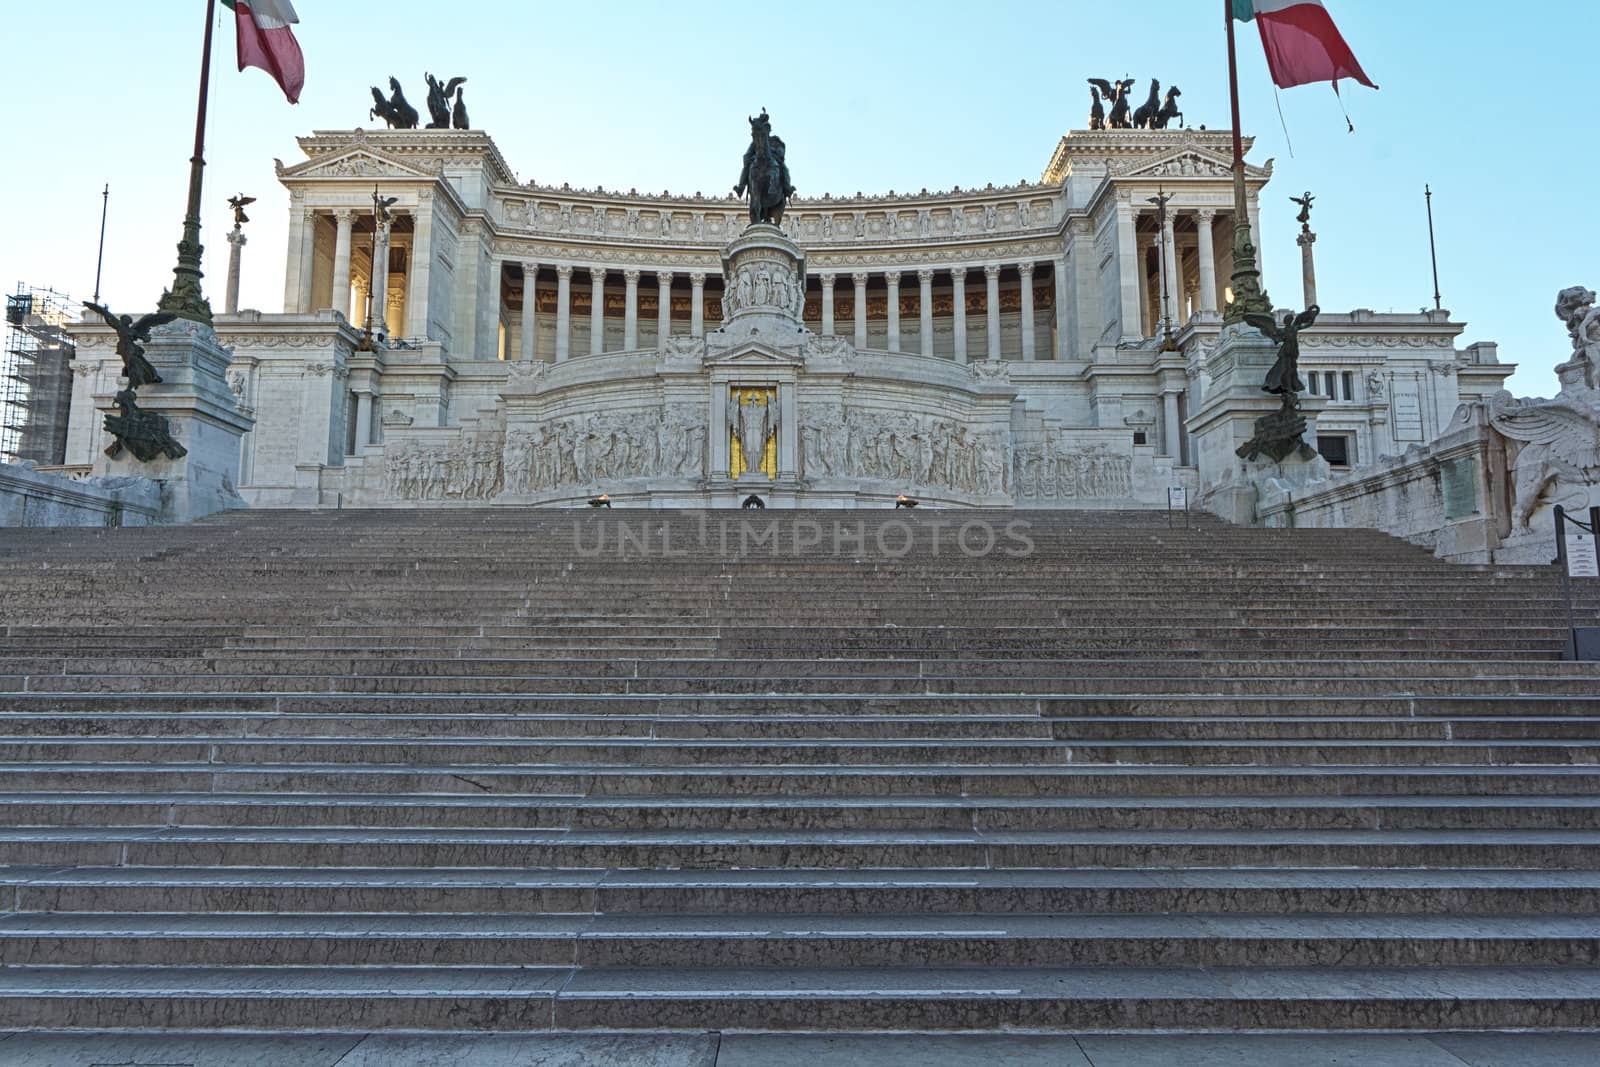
[157,0,218,327]
[1425,185,1442,313]
[93,184,109,305]
[1556,506,1577,660]
[1223,0,1271,324]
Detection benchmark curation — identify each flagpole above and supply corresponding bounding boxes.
[1223,0,1272,324]
[158,0,218,327]
[1425,185,1442,312]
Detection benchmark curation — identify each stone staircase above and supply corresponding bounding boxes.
[0,508,1598,1033]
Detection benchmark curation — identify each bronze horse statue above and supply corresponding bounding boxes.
[1132,79,1162,130]
[1088,86,1105,130]
[1089,78,1136,130]
[370,77,419,129]
[735,110,794,226]
[1154,86,1183,130]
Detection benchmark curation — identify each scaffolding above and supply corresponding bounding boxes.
[2,283,76,466]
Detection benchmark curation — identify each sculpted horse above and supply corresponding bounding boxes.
[1132,79,1162,130]
[370,77,419,129]
[1154,86,1183,130]
[735,110,794,226]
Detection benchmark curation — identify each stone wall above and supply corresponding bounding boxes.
[0,462,161,528]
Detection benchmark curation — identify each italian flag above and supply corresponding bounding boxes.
[222,0,304,104]
[1232,0,1377,91]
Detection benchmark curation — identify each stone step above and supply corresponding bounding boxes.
[10,866,1598,916]
[2,911,1593,969]
[3,792,1596,831]
[0,964,1592,1031]
[2,826,1596,870]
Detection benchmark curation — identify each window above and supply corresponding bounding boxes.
[1133,431,1148,447]
[1307,371,1319,396]
[1342,371,1356,402]
[1317,434,1352,467]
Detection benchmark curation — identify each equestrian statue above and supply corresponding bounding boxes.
[735,109,795,227]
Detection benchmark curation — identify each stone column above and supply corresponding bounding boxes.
[352,279,369,332]
[1248,195,1264,275]
[1137,232,1156,337]
[554,265,573,362]
[281,199,304,313]
[951,267,968,364]
[623,269,640,350]
[1195,210,1219,315]
[519,261,538,362]
[852,272,869,350]
[1018,262,1036,361]
[657,271,674,347]
[1162,213,1180,328]
[1053,255,1070,360]
[690,272,707,338]
[1298,229,1318,308]
[331,210,356,320]
[918,269,935,357]
[406,195,434,339]
[1116,198,1141,343]
[885,272,902,352]
[296,209,316,314]
[353,391,373,452]
[373,221,392,337]
[778,381,798,478]
[225,228,246,314]
[588,268,607,355]
[984,264,1002,361]
[820,273,836,336]
[1162,389,1181,459]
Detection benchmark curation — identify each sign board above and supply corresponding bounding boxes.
[1168,488,1188,511]
[1393,386,1425,442]
[1440,458,1479,521]
[1567,530,1600,579]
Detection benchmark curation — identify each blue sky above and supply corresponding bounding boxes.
[2,1,1583,393]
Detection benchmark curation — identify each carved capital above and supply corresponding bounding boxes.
[658,271,674,287]
[555,264,575,280]
[885,272,902,289]
[820,272,836,287]
[851,272,870,287]
[950,266,968,285]
[334,209,357,225]
[1017,261,1036,279]
[917,269,936,284]
[301,208,318,225]
[589,267,607,284]
[984,264,1004,281]
[1195,208,1218,223]
[690,272,707,287]
[522,260,539,275]
[623,269,641,285]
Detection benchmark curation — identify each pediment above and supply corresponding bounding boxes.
[1116,147,1268,181]
[704,339,806,368]
[278,149,436,181]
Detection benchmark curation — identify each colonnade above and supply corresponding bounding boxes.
[1117,202,1237,341]
[507,260,1064,363]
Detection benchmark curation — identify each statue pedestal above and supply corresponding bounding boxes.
[706,224,811,359]
[94,320,254,523]
[1189,322,1329,524]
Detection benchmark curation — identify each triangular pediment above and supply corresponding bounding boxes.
[1116,146,1268,181]
[705,341,805,368]
[278,148,436,181]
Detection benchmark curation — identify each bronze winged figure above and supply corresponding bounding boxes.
[227,194,256,227]
[1244,305,1320,397]
[84,302,176,388]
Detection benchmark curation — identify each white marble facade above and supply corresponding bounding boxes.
[60,126,1516,509]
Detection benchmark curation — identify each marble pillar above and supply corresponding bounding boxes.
[657,271,673,346]
[1299,230,1318,308]
[589,268,607,355]
[885,273,901,352]
[623,269,640,350]
[918,269,935,357]
[951,267,968,364]
[373,221,392,337]
[554,265,573,362]
[281,199,304,313]
[852,272,869,350]
[1162,389,1181,459]
[1116,199,1141,343]
[406,196,434,339]
[690,273,706,338]
[820,273,835,336]
[519,261,538,362]
[1162,213,1180,328]
[984,264,1002,361]
[1053,255,1070,361]
[1018,262,1036,361]
[1196,210,1219,316]
[331,210,355,321]
[296,210,316,315]
[354,391,373,452]
[224,228,246,314]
